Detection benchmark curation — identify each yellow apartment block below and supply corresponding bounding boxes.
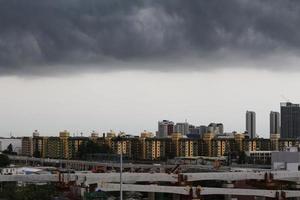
[46,137,61,158]
[203,132,215,157]
[179,139,194,157]
[59,130,70,159]
[144,138,166,160]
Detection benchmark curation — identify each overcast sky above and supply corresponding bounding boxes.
[1,0,300,137]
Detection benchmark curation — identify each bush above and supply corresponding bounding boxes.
[0,154,10,167]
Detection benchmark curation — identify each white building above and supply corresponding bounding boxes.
[158,120,174,138]
[272,147,300,171]
[246,151,271,164]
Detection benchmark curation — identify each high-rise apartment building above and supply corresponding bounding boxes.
[207,123,224,135]
[21,137,33,156]
[158,120,174,138]
[174,122,189,135]
[32,131,47,158]
[46,137,61,159]
[281,102,300,138]
[144,138,167,160]
[246,111,256,139]
[68,136,89,159]
[270,111,280,136]
[217,123,224,134]
[59,130,70,159]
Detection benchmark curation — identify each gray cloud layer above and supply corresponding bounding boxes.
[1,0,300,75]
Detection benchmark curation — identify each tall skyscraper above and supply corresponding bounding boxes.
[270,111,280,136]
[216,123,224,134]
[158,120,174,138]
[246,111,256,139]
[175,122,189,135]
[280,102,300,138]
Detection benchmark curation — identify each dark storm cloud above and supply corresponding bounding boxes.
[0,0,300,75]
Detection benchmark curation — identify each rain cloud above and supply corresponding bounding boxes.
[1,0,300,75]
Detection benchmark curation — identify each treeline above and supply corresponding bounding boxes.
[0,183,62,200]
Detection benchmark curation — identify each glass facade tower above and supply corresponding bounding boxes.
[280,102,300,139]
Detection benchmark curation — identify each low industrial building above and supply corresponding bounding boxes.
[272,147,300,171]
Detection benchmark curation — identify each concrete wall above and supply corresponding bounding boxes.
[273,162,300,171]
[272,151,300,163]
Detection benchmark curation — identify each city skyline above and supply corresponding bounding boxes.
[0,100,293,138]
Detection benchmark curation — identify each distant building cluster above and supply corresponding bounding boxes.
[18,102,300,161]
[157,102,300,140]
[158,120,223,138]
[240,102,300,140]
[20,130,300,162]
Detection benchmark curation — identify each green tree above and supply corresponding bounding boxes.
[237,151,247,164]
[0,183,61,200]
[0,182,17,199]
[0,154,10,167]
[14,184,58,200]
[77,141,112,159]
[2,144,16,155]
[7,144,13,153]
